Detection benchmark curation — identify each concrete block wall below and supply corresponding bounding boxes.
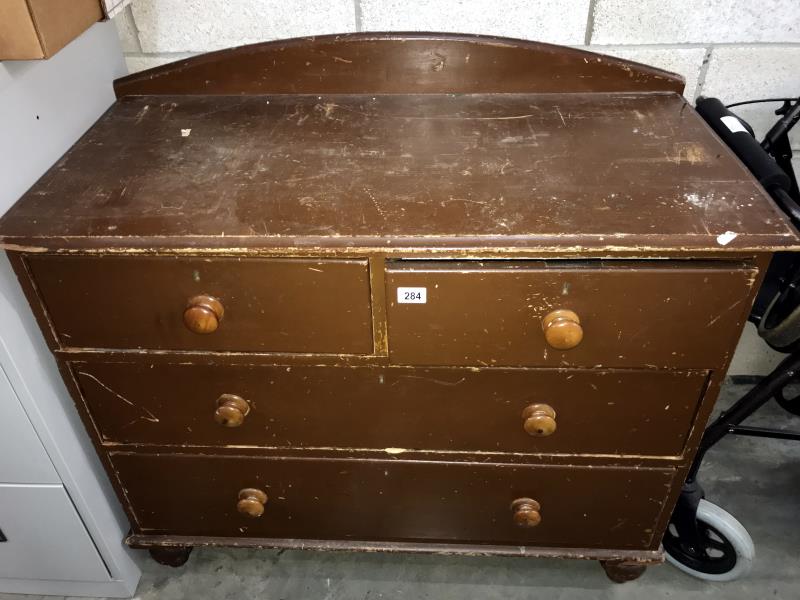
[113,0,800,375]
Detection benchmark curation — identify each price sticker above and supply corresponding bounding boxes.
[397,287,427,304]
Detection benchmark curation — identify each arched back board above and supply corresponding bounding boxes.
[114,32,685,97]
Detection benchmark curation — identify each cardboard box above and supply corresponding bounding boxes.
[0,0,104,60]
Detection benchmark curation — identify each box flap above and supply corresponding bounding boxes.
[28,0,103,57]
[0,2,44,59]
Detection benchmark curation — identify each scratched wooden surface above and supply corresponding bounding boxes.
[0,92,796,252]
[112,33,685,98]
[1,34,792,573]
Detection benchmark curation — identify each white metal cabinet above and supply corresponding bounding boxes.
[0,366,59,484]
[0,484,109,582]
[0,20,141,597]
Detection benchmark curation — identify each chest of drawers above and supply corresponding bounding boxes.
[2,33,797,583]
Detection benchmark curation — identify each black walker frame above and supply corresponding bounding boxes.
[666,95,800,575]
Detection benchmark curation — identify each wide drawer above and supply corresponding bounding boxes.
[112,453,674,549]
[75,362,706,456]
[26,255,373,354]
[386,260,756,368]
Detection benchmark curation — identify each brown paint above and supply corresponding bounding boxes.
[129,535,664,563]
[386,260,757,369]
[25,255,373,354]
[110,451,674,550]
[113,33,685,98]
[72,361,707,457]
[0,34,797,581]
[0,94,795,254]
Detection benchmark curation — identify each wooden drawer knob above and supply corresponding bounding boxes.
[542,309,583,350]
[522,403,556,437]
[511,497,541,528]
[214,394,250,427]
[237,488,267,518]
[183,294,224,334]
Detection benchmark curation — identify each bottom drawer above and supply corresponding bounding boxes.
[0,484,109,582]
[112,453,675,550]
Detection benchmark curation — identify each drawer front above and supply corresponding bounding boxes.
[76,362,705,456]
[0,484,110,582]
[386,261,756,368]
[112,453,674,549]
[27,255,373,354]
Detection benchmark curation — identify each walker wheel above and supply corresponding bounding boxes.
[774,385,800,416]
[664,499,754,581]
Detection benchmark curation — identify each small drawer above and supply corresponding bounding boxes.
[26,255,373,354]
[75,362,706,456]
[386,260,756,368]
[112,452,674,549]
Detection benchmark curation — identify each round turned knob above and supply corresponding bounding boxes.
[511,497,542,528]
[522,404,557,437]
[214,394,250,427]
[183,294,224,334]
[237,488,268,518]
[542,309,583,350]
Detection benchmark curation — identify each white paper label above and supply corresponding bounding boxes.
[720,116,748,134]
[397,287,427,304]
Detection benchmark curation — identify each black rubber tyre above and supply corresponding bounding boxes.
[774,385,800,416]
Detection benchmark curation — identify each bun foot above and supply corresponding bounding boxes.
[149,546,193,567]
[599,560,647,583]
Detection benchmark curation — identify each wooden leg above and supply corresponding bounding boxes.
[149,546,193,567]
[599,560,647,583]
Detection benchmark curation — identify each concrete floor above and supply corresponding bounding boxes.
[4,381,799,600]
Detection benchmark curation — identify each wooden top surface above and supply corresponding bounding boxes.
[1,91,797,254]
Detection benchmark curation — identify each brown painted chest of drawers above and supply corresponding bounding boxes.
[2,33,798,582]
